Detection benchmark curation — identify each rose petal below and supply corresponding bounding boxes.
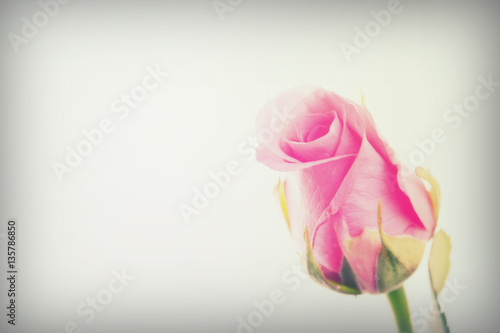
[281,115,342,162]
[334,210,381,294]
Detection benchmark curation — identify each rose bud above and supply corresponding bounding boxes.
[257,86,440,294]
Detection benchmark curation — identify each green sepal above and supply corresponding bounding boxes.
[302,227,361,295]
[376,201,426,293]
[340,257,360,291]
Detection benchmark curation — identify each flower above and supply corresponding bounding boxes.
[256,86,440,294]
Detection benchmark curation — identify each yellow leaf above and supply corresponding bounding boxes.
[416,167,441,223]
[428,229,451,295]
[274,179,290,231]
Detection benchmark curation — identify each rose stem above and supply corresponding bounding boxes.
[387,286,413,333]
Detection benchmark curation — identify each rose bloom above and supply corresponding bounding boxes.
[256,86,439,294]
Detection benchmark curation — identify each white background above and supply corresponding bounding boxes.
[1,0,499,332]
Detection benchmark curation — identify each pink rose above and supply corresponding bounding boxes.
[256,86,439,294]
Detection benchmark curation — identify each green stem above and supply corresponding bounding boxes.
[387,286,413,333]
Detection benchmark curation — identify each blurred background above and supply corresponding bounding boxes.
[0,0,499,332]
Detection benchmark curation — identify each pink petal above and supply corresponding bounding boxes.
[334,211,381,294]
